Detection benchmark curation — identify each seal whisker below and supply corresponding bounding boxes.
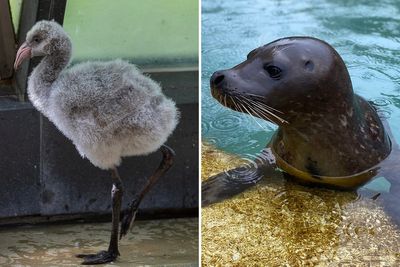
[237,95,271,118]
[239,97,270,120]
[247,100,288,124]
[244,98,284,117]
[239,96,288,124]
[230,96,254,126]
[252,104,281,122]
[234,97,245,114]
[243,105,272,131]
[234,98,251,121]
[247,101,289,125]
[236,97,271,132]
[249,99,284,115]
[240,99,262,118]
[239,99,267,131]
[229,95,241,112]
[242,93,284,114]
[241,96,286,120]
[235,99,257,129]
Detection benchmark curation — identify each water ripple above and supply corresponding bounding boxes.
[210,114,243,132]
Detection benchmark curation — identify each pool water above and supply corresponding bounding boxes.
[201,0,400,264]
[201,144,400,266]
[202,0,400,155]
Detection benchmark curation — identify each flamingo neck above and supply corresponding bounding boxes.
[27,48,71,114]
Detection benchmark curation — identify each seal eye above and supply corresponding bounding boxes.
[264,65,282,79]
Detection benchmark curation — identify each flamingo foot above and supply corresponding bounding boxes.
[76,249,119,265]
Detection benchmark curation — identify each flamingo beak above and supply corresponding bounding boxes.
[14,42,31,70]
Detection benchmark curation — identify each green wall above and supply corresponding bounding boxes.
[9,0,22,31]
[64,0,198,68]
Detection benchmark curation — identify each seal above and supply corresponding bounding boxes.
[203,37,399,206]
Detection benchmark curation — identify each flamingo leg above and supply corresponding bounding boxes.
[119,145,175,238]
[77,167,123,265]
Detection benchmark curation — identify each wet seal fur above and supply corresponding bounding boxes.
[203,37,400,208]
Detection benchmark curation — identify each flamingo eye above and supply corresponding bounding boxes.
[32,36,41,43]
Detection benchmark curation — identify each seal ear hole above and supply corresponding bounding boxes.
[305,60,314,71]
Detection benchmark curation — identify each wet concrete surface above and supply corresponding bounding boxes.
[0,218,198,266]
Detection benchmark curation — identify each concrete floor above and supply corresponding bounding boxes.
[0,218,198,266]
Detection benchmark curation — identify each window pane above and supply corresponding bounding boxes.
[63,0,198,68]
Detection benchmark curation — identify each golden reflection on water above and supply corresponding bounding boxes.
[0,218,198,266]
[201,143,400,266]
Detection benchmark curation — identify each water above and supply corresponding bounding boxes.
[201,0,400,209]
[201,0,400,264]
[0,218,198,266]
[202,0,400,156]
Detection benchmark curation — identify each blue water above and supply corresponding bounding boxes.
[202,0,400,158]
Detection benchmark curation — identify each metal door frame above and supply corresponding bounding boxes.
[0,0,66,100]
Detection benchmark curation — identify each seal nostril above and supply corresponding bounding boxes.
[214,75,225,86]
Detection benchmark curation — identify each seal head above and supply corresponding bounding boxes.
[210,37,391,183]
